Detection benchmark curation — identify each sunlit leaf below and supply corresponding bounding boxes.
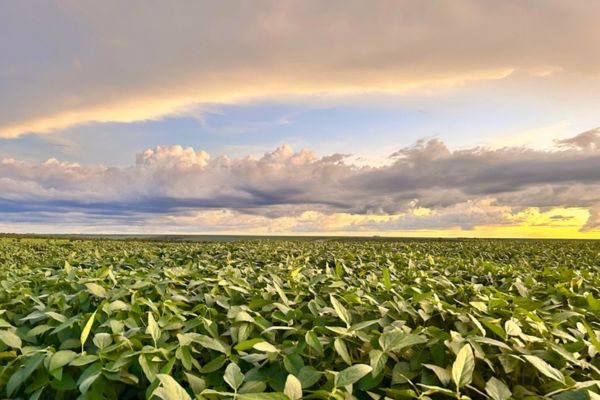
[146,312,161,347]
[153,374,192,400]
[485,377,512,400]
[330,295,352,326]
[85,282,106,298]
[49,350,78,372]
[335,364,373,387]
[523,355,565,383]
[80,309,97,352]
[452,344,475,388]
[0,330,22,349]
[284,374,303,400]
[224,362,244,390]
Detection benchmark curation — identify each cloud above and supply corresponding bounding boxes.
[555,128,600,151]
[2,129,600,233]
[1,1,600,136]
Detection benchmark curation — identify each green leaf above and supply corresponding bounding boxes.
[523,355,565,383]
[481,320,506,338]
[423,364,451,386]
[452,344,475,388]
[107,300,129,312]
[253,341,279,353]
[194,334,230,354]
[283,353,304,375]
[177,332,201,347]
[485,377,512,400]
[27,324,53,337]
[330,295,352,326]
[382,267,392,290]
[470,336,512,351]
[77,362,102,394]
[587,293,600,311]
[581,320,600,354]
[49,350,78,372]
[80,309,97,352]
[419,384,456,397]
[200,355,227,373]
[64,260,72,274]
[284,374,303,400]
[185,373,206,394]
[139,353,158,382]
[588,391,600,400]
[305,331,323,355]
[46,311,67,323]
[504,319,522,337]
[235,338,265,351]
[379,331,427,352]
[154,374,192,400]
[85,282,106,298]
[237,394,289,400]
[297,366,322,389]
[93,332,112,350]
[29,388,44,400]
[335,364,373,387]
[224,362,244,391]
[239,381,267,394]
[177,345,193,370]
[70,354,98,367]
[334,337,352,365]
[7,352,44,396]
[146,312,161,346]
[273,282,290,306]
[369,349,388,377]
[350,319,379,332]
[0,330,22,349]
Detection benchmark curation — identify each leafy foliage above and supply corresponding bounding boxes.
[1,237,600,399]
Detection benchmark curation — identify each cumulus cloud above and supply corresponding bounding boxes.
[1,1,600,136]
[2,129,600,233]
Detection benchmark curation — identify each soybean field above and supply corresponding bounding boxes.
[1,237,600,400]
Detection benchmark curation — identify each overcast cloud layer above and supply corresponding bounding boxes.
[1,129,600,234]
[1,0,600,137]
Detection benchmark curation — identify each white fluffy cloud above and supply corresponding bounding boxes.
[2,129,600,233]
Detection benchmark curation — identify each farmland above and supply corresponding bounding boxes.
[1,237,600,399]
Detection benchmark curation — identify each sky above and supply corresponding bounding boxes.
[1,1,600,237]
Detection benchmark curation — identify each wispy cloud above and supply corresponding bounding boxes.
[1,1,600,136]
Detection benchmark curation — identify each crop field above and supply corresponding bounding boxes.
[1,238,600,400]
